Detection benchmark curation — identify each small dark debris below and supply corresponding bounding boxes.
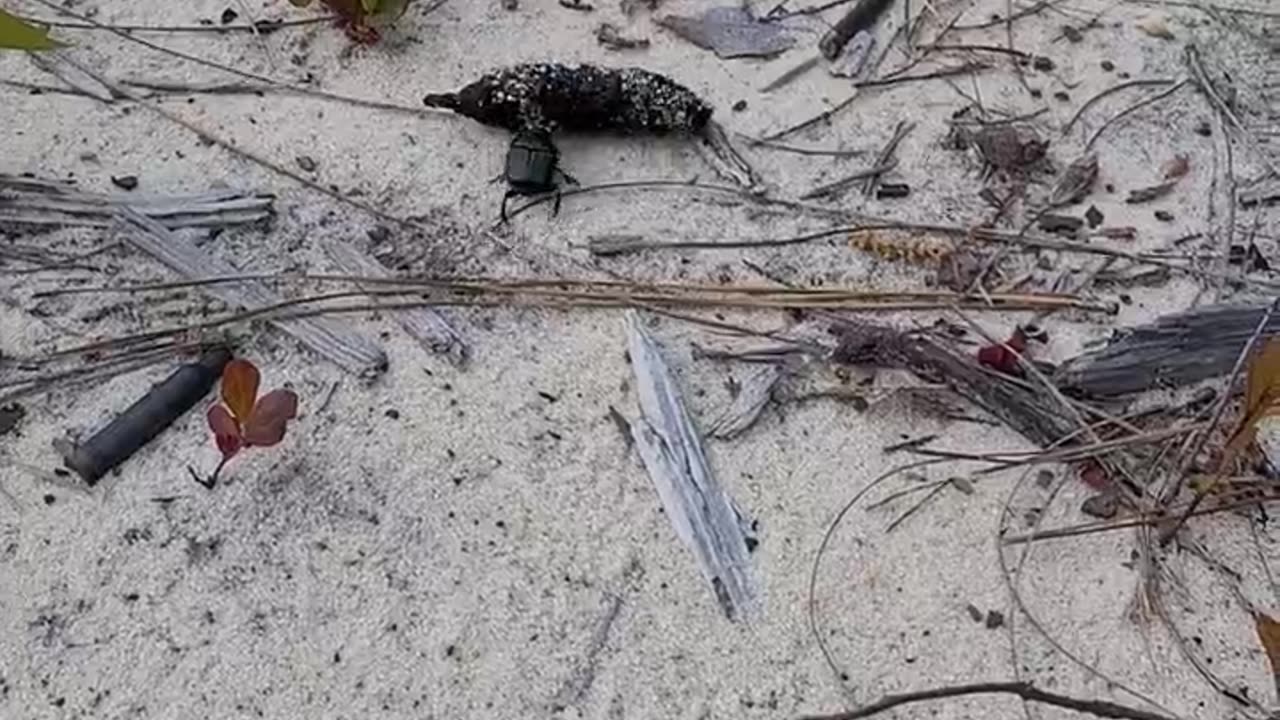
[1228,244,1271,273]
[1032,56,1054,71]
[538,391,559,403]
[732,99,747,112]
[42,494,56,505]
[949,477,975,495]
[745,536,759,553]
[984,610,1005,629]
[1053,91,1070,102]
[1125,181,1176,204]
[1081,491,1118,519]
[1154,210,1174,222]
[875,182,910,199]
[1038,213,1084,235]
[596,22,648,50]
[446,644,458,658]
[1195,119,1212,136]
[1035,470,1054,489]
[560,0,593,10]
[1062,25,1083,42]
[110,175,139,191]
[123,592,139,602]
[253,19,282,34]
[1028,88,1042,99]
[384,409,400,420]
[296,156,318,172]
[1085,205,1103,228]
[1100,60,1114,71]
[220,8,238,24]
[0,403,25,435]
[966,603,984,622]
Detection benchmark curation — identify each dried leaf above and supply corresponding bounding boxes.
[243,389,299,447]
[656,6,794,59]
[1137,16,1175,40]
[1255,612,1280,699]
[221,359,261,423]
[1161,155,1190,180]
[1125,181,1177,204]
[207,405,243,459]
[0,9,65,50]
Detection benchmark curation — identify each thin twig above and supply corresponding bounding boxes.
[798,681,1178,720]
[1063,78,1178,134]
[1159,297,1280,542]
[1085,80,1190,150]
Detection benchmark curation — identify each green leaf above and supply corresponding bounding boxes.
[0,9,65,51]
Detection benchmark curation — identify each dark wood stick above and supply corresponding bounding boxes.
[798,681,1177,720]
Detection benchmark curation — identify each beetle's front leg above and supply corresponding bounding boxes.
[550,187,563,218]
[500,189,518,224]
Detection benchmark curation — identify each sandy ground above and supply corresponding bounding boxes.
[2,0,1280,718]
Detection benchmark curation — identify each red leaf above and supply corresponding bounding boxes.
[221,359,260,423]
[242,389,299,447]
[977,328,1028,377]
[207,405,243,459]
[1077,459,1111,490]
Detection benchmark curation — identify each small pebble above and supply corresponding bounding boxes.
[1062,25,1083,43]
[875,183,910,199]
[1104,183,1115,193]
[43,494,56,505]
[1085,205,1104,228]
[732,99,747,112]
[1081,492,1118,519]
[1154,210,1174,222]
[985,610,1005,629]
[965,603,984,622]
[220,8,238,24]
[296,155,318,172]
[1100,60,1115,71]
[1032,56,1054,71]
[110,175,138,191]
[1053,91,1070,102]
[1035,470,1054,489]
[1028,88,1042,98]
[1195,119,1212,136]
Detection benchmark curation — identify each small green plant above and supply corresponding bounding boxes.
[0,9,65,50]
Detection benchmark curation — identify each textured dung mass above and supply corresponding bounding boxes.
[423,63,714,136]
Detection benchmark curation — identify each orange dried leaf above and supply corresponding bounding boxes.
[207,405,243,459]
[221,359,260,422]
[1247,338,1280,417]
[1255,612,1280,699]
[243,389,299,447]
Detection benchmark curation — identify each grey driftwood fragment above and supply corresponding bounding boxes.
[0,174,274,229]
[117,208,388,378]
[623,311,760,622]
[1054,303,1280,397]
[322,239,468,367]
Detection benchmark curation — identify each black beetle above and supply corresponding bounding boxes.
[500,129,578,222]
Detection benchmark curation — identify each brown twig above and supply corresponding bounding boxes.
[862,121,913,197]
[1062,78,1178,134]
[762,63,989,140]
[798,681,1177,720]
[1084,80,1190,150]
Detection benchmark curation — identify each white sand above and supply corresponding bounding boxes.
[2,0,1279,718]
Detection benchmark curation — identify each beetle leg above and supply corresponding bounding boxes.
[550,187,563,218]
[500,189,517,224]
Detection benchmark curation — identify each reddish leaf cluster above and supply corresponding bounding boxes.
[976,327,1029,377]
[199,359,299,486]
